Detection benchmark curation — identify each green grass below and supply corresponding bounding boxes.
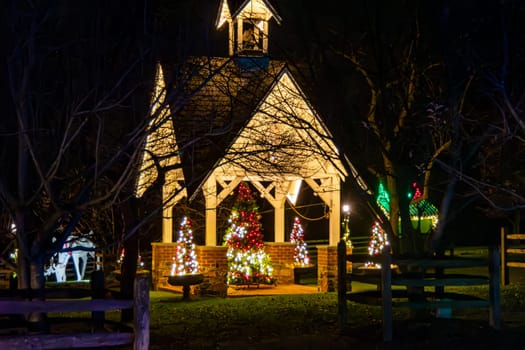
[148,293,341,348]
[144,283,525,348]
[49,282,525,349]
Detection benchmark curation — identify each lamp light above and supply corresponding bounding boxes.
[342,204,352,247]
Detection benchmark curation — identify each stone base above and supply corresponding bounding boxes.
[167,274,204,300]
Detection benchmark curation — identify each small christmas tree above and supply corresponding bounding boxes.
[223,182,275,285]
[290,217,310,266]
[171,216,199,275]
[366,221,390,268]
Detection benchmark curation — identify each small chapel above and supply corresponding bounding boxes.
[137,0,366,295]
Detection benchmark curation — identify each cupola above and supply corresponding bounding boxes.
[215,0,282,57]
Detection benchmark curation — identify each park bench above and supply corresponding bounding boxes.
[337,241,501,342]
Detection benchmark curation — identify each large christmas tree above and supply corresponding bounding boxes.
[223,182,275,285]
[171,216,199,275]
[290,217,310,266]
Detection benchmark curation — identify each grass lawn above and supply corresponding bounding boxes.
[133,282,525,349]
[46,266,525,349]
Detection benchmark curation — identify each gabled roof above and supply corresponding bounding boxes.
[222,67,348,176]
[215,0,282,28]
[197,67,350,200]
[145,53,355,203]
[161,56,291,198]
[135,64,186,205]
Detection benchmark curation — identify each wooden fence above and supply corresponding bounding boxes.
[337,241,501,342]
[500,227,525,286]
[0,274,149,349]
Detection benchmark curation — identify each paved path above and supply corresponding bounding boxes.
[155,262,525,300]
[227,283,320,297]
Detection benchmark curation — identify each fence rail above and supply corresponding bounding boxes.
[337,241,501,342]
[342,235,367,254]
[500,227,525,285]
[0,274,149,349]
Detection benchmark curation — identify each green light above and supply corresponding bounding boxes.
[376,182,390,212]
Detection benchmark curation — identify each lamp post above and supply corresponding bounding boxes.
[342,204,352,247]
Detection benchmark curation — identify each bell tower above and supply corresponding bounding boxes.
[215,0,282,57]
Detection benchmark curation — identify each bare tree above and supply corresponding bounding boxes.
[317,3,449,256]
[3,2,161,331]
[271,0,524,257]
[428,1,525,251]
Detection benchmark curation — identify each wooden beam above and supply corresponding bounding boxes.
[162,206,173,243]
[304,176,341,245]
[251,181,277,204]
[0,333,135,349]
[204,178,217,246]
[216,178,242,205]
[0,299,133,314]
[274,195,286,243]
[251,180,288,242]
[329,177,341,246]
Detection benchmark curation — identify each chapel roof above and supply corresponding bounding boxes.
[215,0,282,28]
[160,56,289,198]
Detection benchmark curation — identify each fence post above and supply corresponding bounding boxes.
[91,269,105,330]
[500,226,508,286]
[133,275,150,350]
[337,240,347,333]
[381,251,392,342]
[489,245,501,329]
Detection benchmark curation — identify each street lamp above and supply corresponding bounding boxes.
[342,204,352,247]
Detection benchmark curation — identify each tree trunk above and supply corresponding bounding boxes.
[121,233,138,322]
[430,177,457,254]
[120,198,140,323]
[27,246,49,334]
[14,212,29,290]
[386,173,401,254]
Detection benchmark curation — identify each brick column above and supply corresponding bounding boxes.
[265,243,295,284]
[195,246,228,297]
[151,243,178,291]
[317,245,338,292]
[151,243,229,297]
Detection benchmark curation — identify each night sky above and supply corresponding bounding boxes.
[4,0,524,245]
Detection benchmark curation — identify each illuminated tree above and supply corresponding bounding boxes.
[290,217,310,266]
[171,216,199,275]
[366,221,390,268]
[223,182,275,285]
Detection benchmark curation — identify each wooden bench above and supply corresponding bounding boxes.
[337,241,501,342]
[0,275,149,349]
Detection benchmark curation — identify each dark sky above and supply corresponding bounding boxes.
[6,0,522,242]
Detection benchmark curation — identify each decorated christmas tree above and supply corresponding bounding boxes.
[290,217,310,266]
[223,182,275,285]
[171,216,199,275]
[366,221,390,268]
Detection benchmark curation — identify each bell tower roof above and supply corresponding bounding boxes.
[215,0,282,57]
